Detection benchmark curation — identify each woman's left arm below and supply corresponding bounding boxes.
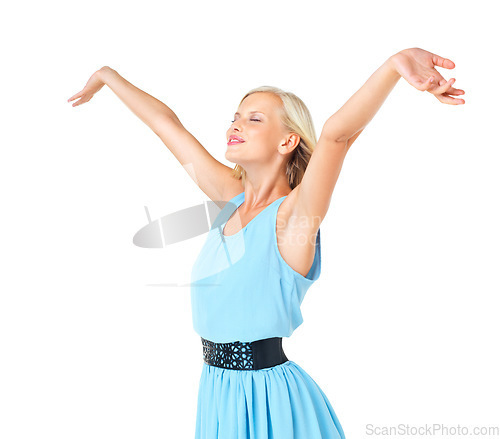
[292,48,465,230]
[323,48,465,145]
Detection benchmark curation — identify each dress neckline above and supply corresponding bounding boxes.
[220,192,287,239]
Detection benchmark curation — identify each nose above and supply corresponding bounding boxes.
[230,125,241,136]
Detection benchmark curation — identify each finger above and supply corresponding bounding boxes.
[437,79,465,95]
[430,78,456,95]
[72,97,86,107]
[435,92,465,105]
[415,75,435,91]
[67,91,83,102]
[447,87,465,96]
[432,54,455,69]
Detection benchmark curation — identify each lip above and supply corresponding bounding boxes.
[227,135,245,146]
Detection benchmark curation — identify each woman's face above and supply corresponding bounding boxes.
[225,92,289,165]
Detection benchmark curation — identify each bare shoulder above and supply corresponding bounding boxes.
[276,185,320,278]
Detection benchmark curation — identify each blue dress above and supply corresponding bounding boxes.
[190,191,345,439]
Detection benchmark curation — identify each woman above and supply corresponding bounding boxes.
[68,47,464,438]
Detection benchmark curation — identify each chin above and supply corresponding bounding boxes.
[225,151,237,163]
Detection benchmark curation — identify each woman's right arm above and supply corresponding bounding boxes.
[68,66,238,202]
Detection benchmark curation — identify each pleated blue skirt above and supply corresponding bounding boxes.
[195,359,345,439]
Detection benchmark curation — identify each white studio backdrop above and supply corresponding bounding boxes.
[1,0,498,438]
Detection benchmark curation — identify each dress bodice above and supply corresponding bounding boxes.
[190,191,321,343]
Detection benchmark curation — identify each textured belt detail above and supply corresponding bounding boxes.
[201,337,288,370]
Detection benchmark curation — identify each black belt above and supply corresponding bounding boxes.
[201,337,289,370]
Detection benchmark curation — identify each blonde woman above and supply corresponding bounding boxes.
[68,47,464,439]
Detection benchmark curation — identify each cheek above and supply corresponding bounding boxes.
[254,141,276,159]
[251,126,271,139]
[252,128,277,149]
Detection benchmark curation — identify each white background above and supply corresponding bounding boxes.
[1,0,498,438]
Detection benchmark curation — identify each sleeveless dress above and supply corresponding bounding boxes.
[190,191,345,439]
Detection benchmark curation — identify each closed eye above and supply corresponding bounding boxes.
[230,119,260,123]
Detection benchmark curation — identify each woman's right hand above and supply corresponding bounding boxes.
[67,67,110,107]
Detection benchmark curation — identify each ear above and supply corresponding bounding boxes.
[280,133,301,154]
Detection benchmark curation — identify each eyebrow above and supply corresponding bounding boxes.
[233,111,266,116]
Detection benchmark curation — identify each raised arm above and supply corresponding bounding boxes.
[322,55,401,145]
[292,48,465,230]
[68,66,237,202]
[322,48,464,145]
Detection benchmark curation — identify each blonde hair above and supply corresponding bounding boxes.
[231,86,318,190]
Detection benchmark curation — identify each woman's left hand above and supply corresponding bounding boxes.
[391,48,465,105]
